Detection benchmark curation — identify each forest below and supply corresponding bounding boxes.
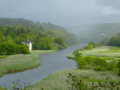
[0,18,77,55]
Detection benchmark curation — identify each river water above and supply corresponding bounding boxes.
[0,44,84,87]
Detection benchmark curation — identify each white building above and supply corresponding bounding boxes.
[22,40,32,51]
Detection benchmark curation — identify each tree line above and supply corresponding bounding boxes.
[0,18,78,55]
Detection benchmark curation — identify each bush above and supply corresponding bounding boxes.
[88,42,96,48]
[107,61,118,71]
[84,56,93,64]
[84,45,93,50]
[94,66,107,71]
[74,52,82,57]
[118,69,120,76]
[0,42,30,55]
[92,57,108,67]
[77,59,88,68]
[117,61,120,69]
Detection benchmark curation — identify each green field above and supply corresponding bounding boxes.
[0,50,54,77]
[27,69,120,90]
[82,46,120,57]
[67,46,120,61]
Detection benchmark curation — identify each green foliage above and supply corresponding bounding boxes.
[54,37,65,46]
[67,73,120,90]
[107,60,118,71]
[118,70,120,76]
[84,45,93,50]
[74,52,83,57]
[92,57,108,67]
[108,33,120,47]
[34,37,54,50]
[67,73,85,90]
[0,42,30,55]
[0,18,78,52]
[88,41,96,48]
[117,61,120,69]
[83,42,97,50]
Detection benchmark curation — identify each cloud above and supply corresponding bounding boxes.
[96,0,120,10]
[0,0,120,25]
[101,6,120,16]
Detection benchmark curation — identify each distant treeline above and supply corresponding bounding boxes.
[0,18,78,55]
[108,33,120,47]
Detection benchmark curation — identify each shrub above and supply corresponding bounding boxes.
[84,56,93,64]
[107,61,118,71]
[77,59,88,68]
[0,42,30,55]
[92,57,108,67]
[94,66,107,71]
[117,61,120,69]
[84,45,93,50]
[67,73,120,90]
[88,41,96,48]
[74,52,82,57]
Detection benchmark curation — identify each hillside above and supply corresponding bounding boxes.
[66,23,120,43]
[0,18,64,31]
[0,18,78,51]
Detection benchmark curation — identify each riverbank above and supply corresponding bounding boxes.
[0,50,54,77]
[26,46,120,90]
[67,46,120,72]
[27,69,120,90]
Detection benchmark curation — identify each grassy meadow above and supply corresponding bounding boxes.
[67,46,120,62]
[0,50,54,77]
[27,69,120,90]
[82,46,120,57]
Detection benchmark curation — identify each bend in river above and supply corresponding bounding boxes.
[0,44,85,87]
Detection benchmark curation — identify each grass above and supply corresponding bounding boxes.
[26,46,120,90]
[82,46,120,57]
[0,50,54,77]
[27,69,120,90]
[67,46,120,61]
[0,55,7,59]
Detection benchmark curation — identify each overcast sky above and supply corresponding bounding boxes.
[0,0,120,26]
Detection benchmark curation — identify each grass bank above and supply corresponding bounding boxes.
[67,46,120,58]
[0,50,54,77]
[27,69,120,90]
[82,46,120,57]
[26,46,120,90]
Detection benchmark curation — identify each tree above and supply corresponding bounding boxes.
[54,37,65,46]
[5,35,13,42]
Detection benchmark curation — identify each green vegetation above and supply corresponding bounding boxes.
[108,33,120,47]
[0,42,30,55]
[68,45,120,74]
[26,69,120,90]
[0,50,53,77]
[0,18,78,52]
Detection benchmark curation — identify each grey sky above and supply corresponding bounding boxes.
[0,0,120,25]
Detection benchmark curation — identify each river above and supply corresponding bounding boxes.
[0,44,84,87]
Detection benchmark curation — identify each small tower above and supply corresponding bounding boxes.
[22,40,32,51]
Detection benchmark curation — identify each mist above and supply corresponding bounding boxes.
[0,0,120,26]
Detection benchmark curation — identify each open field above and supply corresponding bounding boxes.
[27,69,120,90]
[0,50,54,77]
[82,46,120,57]
[67,46,120,61]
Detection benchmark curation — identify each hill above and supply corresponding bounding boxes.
[66,23,120,43]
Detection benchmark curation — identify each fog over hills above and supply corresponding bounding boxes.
[0,0,120,26]
[65,23,120,43]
